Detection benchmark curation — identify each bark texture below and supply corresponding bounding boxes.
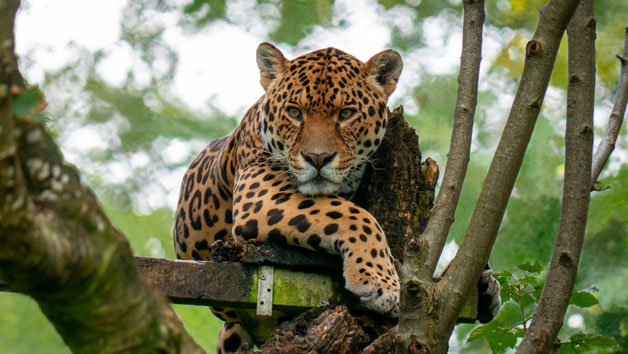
[394,1,486,351]
[517,1,595,352]
[591,27,628,185]
[353,106,438,261]
[421,0,485,278]
[438,0,581,348]
[0,2,204,352]
[236,305,395,354]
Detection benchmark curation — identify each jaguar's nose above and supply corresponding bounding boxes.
[301,152,336,170]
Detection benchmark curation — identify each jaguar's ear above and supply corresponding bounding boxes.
[365,50,403,97]
[256,42,289,91]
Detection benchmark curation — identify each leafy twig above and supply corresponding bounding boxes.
[517,0,595,352]
[518,284,528,331]
[591,27,628,185]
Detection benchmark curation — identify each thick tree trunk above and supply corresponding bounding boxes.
[236,305,395,354]
[0,2,204,352]
[353,106,439,261]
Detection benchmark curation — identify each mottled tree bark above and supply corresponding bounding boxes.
[438,1,581,349]
[591,27,628,186]
[0,1,204,352]
[395,1,486,352]
[518,1,595,352]
[236,305,392,354]
[353,106,439,261]
[421,0,485,277]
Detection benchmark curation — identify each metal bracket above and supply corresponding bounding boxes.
[256,265,274,316]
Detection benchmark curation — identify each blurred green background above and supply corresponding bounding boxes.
[2,0,628,352]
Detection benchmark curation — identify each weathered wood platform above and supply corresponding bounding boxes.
[136,256,356,311]
[135,240,478,344]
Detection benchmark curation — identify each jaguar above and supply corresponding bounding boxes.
[173,43,499,353]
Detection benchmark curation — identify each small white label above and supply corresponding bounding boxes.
[256,265,274,316]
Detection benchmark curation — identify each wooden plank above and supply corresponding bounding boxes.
[135,257,355,312]
[135,256,477,322]
[4,256,476,321]
[136,257,257,308]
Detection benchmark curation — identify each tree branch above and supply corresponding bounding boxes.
[591,27,628,185]
[421,0,485,279]
[517,1,596,352]
[0,0,26,226]
[438,0,581,340]
[0,3,204,352]
[393,2,485,351]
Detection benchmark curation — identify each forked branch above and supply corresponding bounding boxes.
[394,1,485,351]
[519,2,628,352]
[420,0,485,280]
[438,0,581,339]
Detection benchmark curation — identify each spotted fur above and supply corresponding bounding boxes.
[174,43,403,352]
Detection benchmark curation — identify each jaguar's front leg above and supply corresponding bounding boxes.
[231,165,400,316]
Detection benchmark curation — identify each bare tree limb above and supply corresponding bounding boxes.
[0,2,204,352]
[591,27,628,185]
[437,0,581,341]
[517,1,596,352]
[393,3,485,351]
[421,0,485,279]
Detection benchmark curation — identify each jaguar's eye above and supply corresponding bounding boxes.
[286,107,302,121]
[339,108,356,122]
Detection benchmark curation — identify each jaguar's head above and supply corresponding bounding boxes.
[256,42,402,196]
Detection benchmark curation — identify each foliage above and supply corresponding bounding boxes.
[578,169,628,349]
[469,263,617,352]
[269,0,333,45]
[468,319,525,352]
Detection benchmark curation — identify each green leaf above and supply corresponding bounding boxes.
[512,327,526,339]
[494,270,513,283]
[468,320,524,352]
[531,288,542,302]
[569,291,599,308]
[499,284,518,303]
[517,261,544,274]
[494,270,520,303]
[520,275,541,289]
[11,86,46,120]
[568,332,616,345]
